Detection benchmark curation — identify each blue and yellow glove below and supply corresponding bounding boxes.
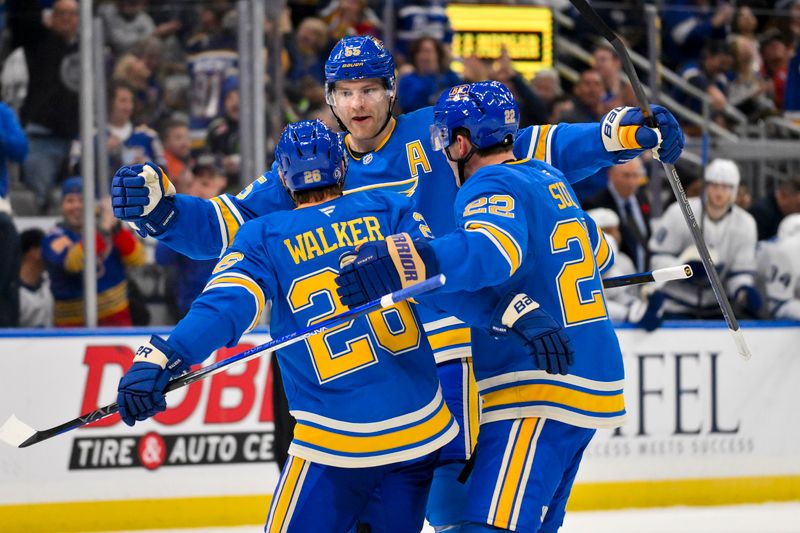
[112,162,178,236]
[601,105,684,164]
[117,335,191,426]
[335,233,439,308]
[490,293,574,375]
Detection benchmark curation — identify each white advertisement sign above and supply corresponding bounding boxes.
[0,324,798,528]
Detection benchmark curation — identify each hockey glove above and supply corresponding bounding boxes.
[627,289,666,332]
[117,335,191,426]
[335,233,439,308]
[601,105,684,164]
[112,162,177,236]
[734,285,763,316]
[490,293,574,375]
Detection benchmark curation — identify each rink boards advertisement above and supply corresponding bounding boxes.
[0,324,799,531]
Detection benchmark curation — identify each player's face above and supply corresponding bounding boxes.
[330,79,391,140]
[705,182,734,209]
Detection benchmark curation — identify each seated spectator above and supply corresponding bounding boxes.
[757,214,800,320]
[8,0,79,213]
[749,174,800,241]
[206,77,241,185]
[662,0,732,69]
[321,0,382,40]
[649,159,761,319]
[584,157,651,271]
[732,6,762,72]
[728,35,776,120]
[397,37,460,113]
[286,17,331,85]
[130,38,167,126]
[587,207,665,329]
[99,0,156,56]
[283,17,330,117]
[674,40,733,124]
[155,158,226,321]
[112,53,154,125]
[43,178,146,327]
[560,68,605,123]
[531,69,563,111]
[18,228,53,327]
[759,31,789,110]
[161,117,193,193]
[592,43,636,113]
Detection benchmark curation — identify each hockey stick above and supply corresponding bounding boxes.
[568,0,751,359]
[602,264,692,289]
[0,275,447,449]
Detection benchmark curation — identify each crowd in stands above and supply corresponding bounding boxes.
[0,0,799,329]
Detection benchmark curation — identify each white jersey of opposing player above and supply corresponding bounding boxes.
[756,234,800,319]
[601,234,638,322]
[649,197,757,316]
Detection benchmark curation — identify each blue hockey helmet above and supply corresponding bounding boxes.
[325,36,396,98]
[430,81,519,153]
[274,120,345,193]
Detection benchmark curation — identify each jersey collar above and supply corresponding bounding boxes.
[345,118,397,161]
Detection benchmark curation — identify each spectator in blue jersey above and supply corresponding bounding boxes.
[395,0,452,63]
[397,37,461,113]
[662,0,733,68]
[156,158,225,321]
[0,101,27,326]
[674,40,733,124]
[8,0,80,213]
[43,177,147,327]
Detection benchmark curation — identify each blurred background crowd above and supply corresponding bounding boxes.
[1,0,800,329]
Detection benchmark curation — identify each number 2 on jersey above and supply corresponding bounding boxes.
[550,219,607,326]
[287,268,421,383]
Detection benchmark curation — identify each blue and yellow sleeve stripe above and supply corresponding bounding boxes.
[210,195,245,255]
[203,272,265,333]
[525,124,557,164]
[423,316,471,364]
[288,388,458,468]
[593,226,614,274]
[464,220,523,276]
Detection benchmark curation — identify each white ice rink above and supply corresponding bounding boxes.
[111,502,800,533]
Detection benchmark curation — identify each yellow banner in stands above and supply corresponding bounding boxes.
[447,4,554,80]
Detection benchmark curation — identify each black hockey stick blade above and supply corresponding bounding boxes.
[603,264,692,289]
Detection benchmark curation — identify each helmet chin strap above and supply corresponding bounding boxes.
[446,142,477,187]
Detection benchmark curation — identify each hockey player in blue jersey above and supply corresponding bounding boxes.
[335,81,627,532]
[115,120,458,532]
[110,35,682,531]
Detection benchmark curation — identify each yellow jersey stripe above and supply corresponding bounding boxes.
[465,221,522,276]
[463,359,480,456]
[63,244,84,273]
[293,400,452,455]
[534,124,552,161]
[121,239,147,267]
[595,228,612,271]
[427,327,471,351]
[210,197,241,248]
[481,383,625,414]
[266,456,308,533]
[493,418,539,529]
[204,274,265,332]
